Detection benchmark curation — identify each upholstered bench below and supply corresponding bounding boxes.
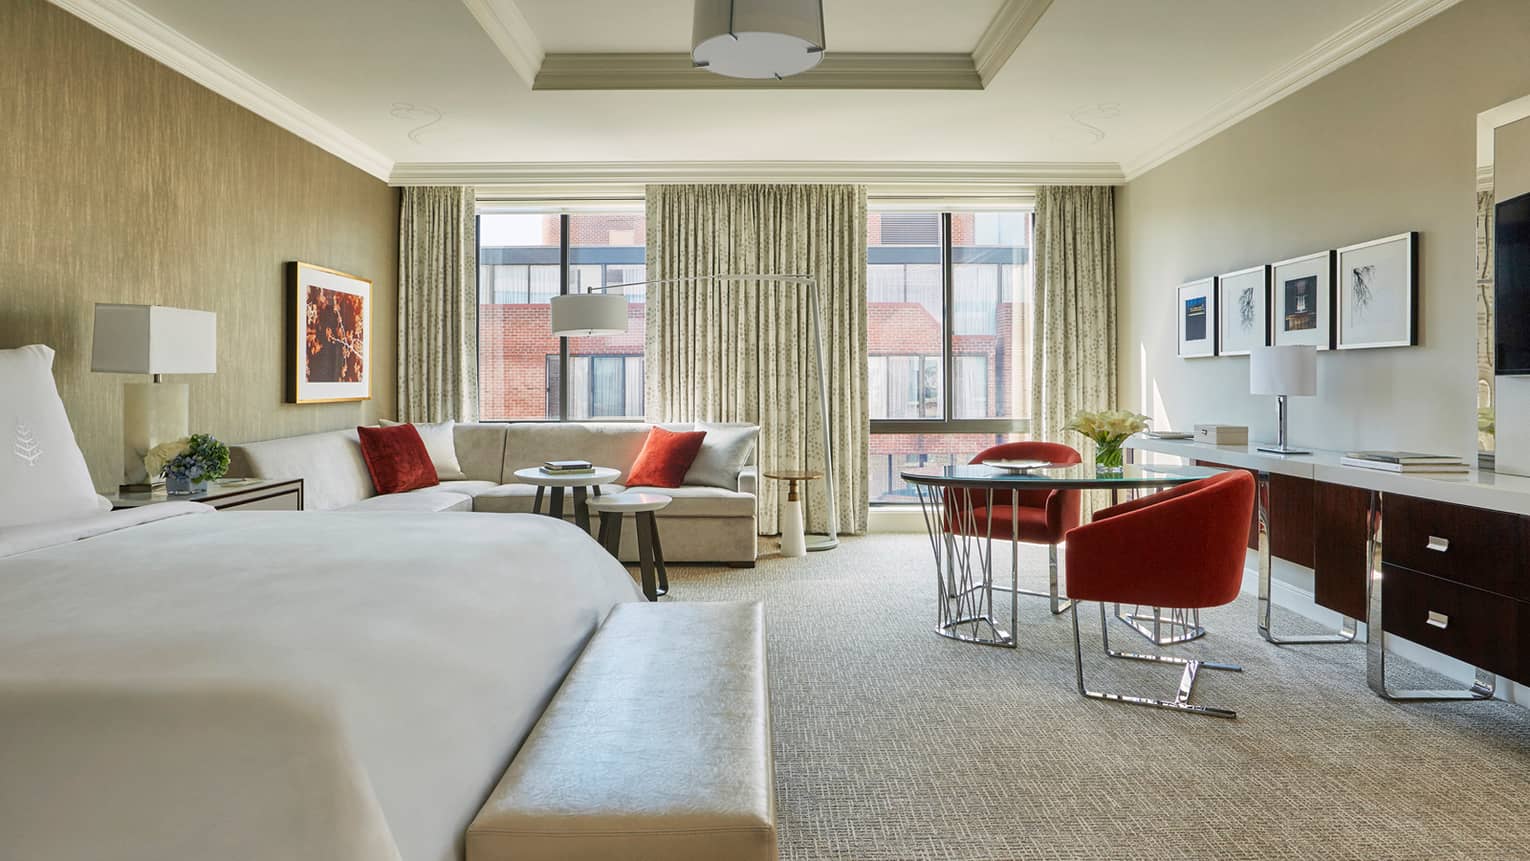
[467,601,776,861]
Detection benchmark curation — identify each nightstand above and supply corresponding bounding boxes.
[106,478,304,512]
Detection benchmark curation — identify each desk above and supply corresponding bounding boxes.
[1126,436,1530,702]
[902,463,1221,648]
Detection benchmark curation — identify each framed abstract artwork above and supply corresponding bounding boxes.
[288,261,372,404]
[1177,277,1217,358]
[1216,264,1271,357]
[1271,250,1334,351]
[1335,232,1418,350]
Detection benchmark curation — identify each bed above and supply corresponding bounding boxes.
[0,346,642,861]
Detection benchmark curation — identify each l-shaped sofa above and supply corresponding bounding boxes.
[228,422,759,565]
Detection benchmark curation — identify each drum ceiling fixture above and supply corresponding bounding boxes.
[692,0,826,80]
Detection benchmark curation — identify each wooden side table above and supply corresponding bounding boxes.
[763,470,822,558]
[587,492,672,601]
[105,478,304,512]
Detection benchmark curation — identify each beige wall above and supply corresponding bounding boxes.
[0,0,400,490]
[1117,0,1530,458]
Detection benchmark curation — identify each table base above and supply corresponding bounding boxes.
[1113,605,1206,645]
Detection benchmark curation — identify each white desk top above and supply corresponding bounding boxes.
[1126,435,1530,516]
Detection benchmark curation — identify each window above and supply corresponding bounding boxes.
[478,211,646,421]
[867,210,1033,503]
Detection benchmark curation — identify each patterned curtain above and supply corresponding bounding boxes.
[398,186,478,421]
[1031,186,1117,514]
[645,184,869,535]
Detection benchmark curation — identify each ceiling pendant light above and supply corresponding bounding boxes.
[692,0,826,80]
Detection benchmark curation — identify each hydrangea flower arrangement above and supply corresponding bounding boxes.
[145,433,231,494]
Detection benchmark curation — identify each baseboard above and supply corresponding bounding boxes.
[867,505,929,534]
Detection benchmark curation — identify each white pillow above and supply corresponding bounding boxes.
[380,419,465,480]
[0,345,105,528]
[683,424,758,490]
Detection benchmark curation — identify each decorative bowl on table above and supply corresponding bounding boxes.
[981,459,1055,473]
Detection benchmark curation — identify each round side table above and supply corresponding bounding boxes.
[763,470,823,558]
[511,466,621,532]
[586,491,672,601]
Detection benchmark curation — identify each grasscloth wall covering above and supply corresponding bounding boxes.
[0,0,399,491]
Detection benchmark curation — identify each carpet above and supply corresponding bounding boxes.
[656,535,1530,861]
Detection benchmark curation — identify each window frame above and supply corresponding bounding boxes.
[869,210,1032,436]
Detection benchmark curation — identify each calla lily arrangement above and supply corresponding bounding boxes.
[1065,409,1151,471]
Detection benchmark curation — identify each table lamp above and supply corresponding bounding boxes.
[91,304,217,491]
[1250,345,1316,455]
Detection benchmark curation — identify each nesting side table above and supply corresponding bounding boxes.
[587,491,672,601]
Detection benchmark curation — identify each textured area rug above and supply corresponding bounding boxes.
[654,535,1530,861]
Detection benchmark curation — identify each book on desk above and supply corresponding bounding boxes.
[1340,450,1469,473]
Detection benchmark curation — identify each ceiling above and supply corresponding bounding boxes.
[63,0,1461,184]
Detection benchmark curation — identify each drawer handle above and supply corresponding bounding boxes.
[1426,536,1450,552]
[1426,611,1449,630]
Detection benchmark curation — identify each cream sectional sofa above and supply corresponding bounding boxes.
[228,422,759,565]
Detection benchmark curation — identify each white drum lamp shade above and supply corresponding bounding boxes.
[1250,345,1317,396]
[550,293,629,336]
[90,304,217,491]
[692,0,825,80]
[91,304,217,375]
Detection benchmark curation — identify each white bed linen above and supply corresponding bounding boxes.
[0,509,641,861]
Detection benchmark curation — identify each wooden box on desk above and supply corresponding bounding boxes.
[1193,424,1249,445]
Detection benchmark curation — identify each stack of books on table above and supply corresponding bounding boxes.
[541,459,595,476]
[1340,451,1470,474]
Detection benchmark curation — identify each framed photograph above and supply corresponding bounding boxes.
[288,261,372,404]
[1335,232,1418,350]
[1271,250,1334,350]
[1177,277,1217,358]
[1216,264,1271,357]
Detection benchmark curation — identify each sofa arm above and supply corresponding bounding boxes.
[737,466,758,497]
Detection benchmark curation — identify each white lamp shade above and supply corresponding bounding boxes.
[1250,345,1316,397]
[91,304,217,375]
[692,0,825,79]
[550,293,629,336]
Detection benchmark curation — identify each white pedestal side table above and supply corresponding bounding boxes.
[764,470,823,558]
[587,491,672,601]
[512,466,621,532]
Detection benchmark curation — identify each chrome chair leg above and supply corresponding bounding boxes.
[1071,602,1240,719]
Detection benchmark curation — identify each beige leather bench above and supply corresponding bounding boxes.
[467,601,777,861]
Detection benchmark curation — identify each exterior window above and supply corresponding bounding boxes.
[478,211,646,421]
[867,210,1033,502]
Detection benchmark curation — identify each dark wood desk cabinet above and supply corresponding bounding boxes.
[1380,494,1530,684]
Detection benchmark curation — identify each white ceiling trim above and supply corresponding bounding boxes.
[1121,0,1463,181]
[461,0,543,89]
[972,0,1055,87]
[47,0,395,181]
[393,160,1122,201]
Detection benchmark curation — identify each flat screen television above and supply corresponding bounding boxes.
[1496,191,1530,375]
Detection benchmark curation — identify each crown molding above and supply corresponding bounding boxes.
[1121,0,1463,181]
[47,0,394,181]
[390,160,1123,200]
[972,0,1054,87]
[461,0,542,89]
[534,52,981,91]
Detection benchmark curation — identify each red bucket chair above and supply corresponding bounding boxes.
[944,441,1083,614]
[1063,470,1255,719]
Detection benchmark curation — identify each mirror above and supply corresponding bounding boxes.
[1476,96,1530,466]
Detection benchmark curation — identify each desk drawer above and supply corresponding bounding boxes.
[1381,564,1524,681]
[1382,494,1530,600]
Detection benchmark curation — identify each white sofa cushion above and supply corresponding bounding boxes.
[622,485,757,518]
[472,483,625,515]
[381,419,465,480]
[337,492,473,512]
[453,423,509,482]
[413,480,500,498]
[684,423,758,490]
[229,428,372,511]
[0,346,106,528]
[502,423,654,484]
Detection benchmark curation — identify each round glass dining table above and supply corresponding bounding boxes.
[900,463,1225,648]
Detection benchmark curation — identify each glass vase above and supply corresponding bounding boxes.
[1094,439,1125,476]
[165,475,207,496]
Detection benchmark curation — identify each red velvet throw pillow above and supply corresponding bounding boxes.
[357,424,440,494]
[624,427,707,488]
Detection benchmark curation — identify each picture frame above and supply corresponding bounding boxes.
[287,261,372,404]
[1335,231,1419,350]
[1177,277,1217,358]
[1271,250,1335,350]
[1216,264,1271,357]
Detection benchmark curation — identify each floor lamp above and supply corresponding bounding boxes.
[549,274,839,552]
